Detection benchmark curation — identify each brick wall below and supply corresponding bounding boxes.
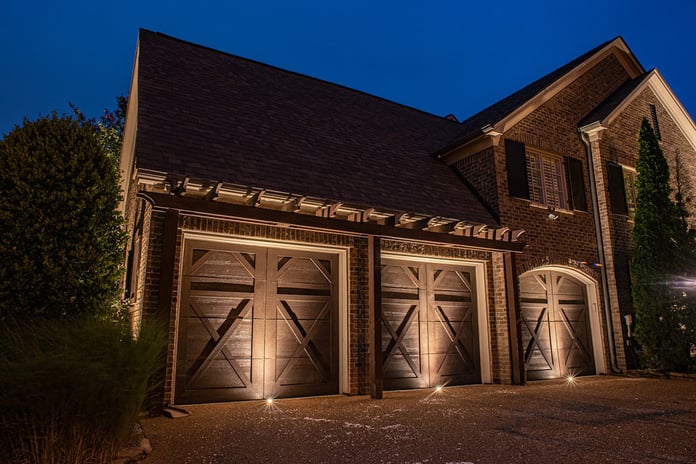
[458,54,636,373]
[598,85,696,361]
[453,147,500,214]
[136,204,514,407]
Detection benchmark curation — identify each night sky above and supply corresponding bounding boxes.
[2,0,695,137]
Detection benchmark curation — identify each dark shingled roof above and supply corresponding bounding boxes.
[579,71,652,127]
[134,30,498,225]
[439,37,622,152]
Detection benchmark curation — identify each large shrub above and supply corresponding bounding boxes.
[0,113,126,319]
[0,317,165,464]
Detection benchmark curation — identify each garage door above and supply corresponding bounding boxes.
[175,239,339,403]
[519,270,595,380]
[381,258,480,390]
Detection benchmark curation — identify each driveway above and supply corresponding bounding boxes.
[140,376,696,464]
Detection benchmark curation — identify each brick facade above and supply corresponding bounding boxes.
[128,202,514,407]
[121,32,696,406]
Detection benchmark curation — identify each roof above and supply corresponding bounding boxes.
[134,29,498,225]
[437,37,644,156]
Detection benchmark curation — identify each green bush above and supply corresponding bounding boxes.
[0,113,126,320]
[0,316,165,464]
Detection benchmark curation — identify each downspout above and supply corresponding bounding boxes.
[579,130,621,373]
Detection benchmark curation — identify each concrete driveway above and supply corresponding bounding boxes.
[140,376,696,464]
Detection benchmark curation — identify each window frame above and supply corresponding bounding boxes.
[525,146,570,211]
[622,166,637,219]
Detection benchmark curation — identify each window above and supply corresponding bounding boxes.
[650,104,661,141]
[607,162,636,218]
[504,139,587,211]
[526,148,569,209]
[623,168,637,218]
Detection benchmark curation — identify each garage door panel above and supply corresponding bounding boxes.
[276,256,332,286]
[189,250,256,281]
[382,258,480,390]
[382,265,421,290]
[432,269,472,293]
[192,359,250,389]
[520,270,595,380]
[177,240,339,403]
[188,295,253,318]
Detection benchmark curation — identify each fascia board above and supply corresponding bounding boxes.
[118,38,140,215]
[494,38,644,135]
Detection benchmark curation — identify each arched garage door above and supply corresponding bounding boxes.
[519,269,595,380]
[381,258,480,390]
[174,238,339,404]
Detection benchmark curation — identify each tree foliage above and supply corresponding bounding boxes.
[0,108,127,320]
[631,118,696,372]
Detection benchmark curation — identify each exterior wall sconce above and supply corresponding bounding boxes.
[546,207,560,221]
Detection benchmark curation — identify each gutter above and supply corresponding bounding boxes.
[579,129,621,374]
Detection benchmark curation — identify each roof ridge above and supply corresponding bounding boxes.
[138,28,461,126]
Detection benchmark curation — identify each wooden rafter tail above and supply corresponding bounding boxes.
[512,230,526,242]
[450,221,473,236]
[280,195,305,212]
[169,176,189,196]
[347,207,375,223]
[316,201,342,218]
[245,189,264,207]
[425,218,457,234]
[495,227,511,241]
[472,224,487,237]
[204,181,222,201]
[397,215,431,230]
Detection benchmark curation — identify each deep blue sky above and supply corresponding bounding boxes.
[2,1,695,137]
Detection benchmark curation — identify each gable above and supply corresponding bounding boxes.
[439,37,645,164]
[580,69,696,152]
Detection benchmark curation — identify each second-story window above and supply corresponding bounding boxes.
[607,162,637,219]
[505,139,587,212]
[526,148,569,209]
[623,168,637,218]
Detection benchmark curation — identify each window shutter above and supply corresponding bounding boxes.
[607,163,628,215]
[505,139,529,199]
[565,157,587,211]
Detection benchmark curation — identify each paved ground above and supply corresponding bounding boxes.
[140,376,696,464]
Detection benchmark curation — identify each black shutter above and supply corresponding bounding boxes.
[565,157,587,211]
[505,139,529,199]
[607,163,628,215]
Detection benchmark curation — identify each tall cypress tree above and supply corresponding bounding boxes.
[631,118,695,371]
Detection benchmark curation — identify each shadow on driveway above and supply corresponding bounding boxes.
[141,376,696,464]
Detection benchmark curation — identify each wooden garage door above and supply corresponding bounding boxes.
[381,258,480,390]
[519,270,595,380]
[175,239,339,403]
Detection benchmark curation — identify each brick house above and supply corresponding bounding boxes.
[440,37,696,378]
[119,30,696,406]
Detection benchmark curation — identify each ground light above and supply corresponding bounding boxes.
[262,396,280,412]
